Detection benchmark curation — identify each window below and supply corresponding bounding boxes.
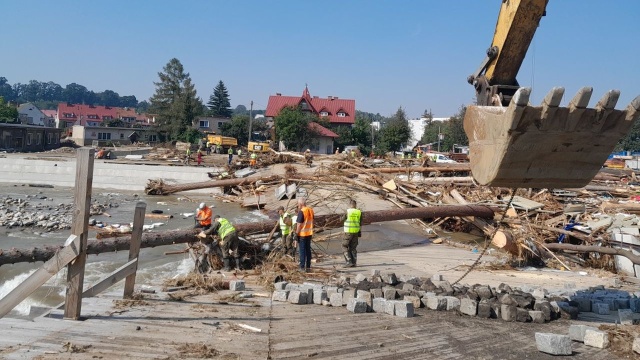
[199,120,209,128]
[98,133,111,140]
[88,114,98,119]
[102,116,112,120]
[27,133,32,145]
[337,112,346,117]
[148,135,157,142]
[120,133,124,139]
[63,113,73,118]
[55,134,59,144]
[47,133,52,144]
[218,122,223,129]
[320,111,329,117]
[300,100,308,110]
[36,133,41,145]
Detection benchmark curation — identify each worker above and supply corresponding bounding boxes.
[216,144,222,154]
[206,141,211,155]
[185,147,191,165]
[194,202,212,230]
[95,148,111,159]
[401,152,405,159]
[351,149,356,158]
[197,149,203,167]
[335,148,340,155]
[277,206,294,257]
[237,148,242,157]
[250,152,257,168]
[295,197,314,272]
[227,147,233,165]
[342,199,362,267]
[199,215,241,271]
[304,149,313,167]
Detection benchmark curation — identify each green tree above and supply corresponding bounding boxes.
[442,105,468,151]
[220,115,269,145]
[617,118,640,151]
[149,58,204,141]
[352,115,373,154]
[377,107,411,153]
[0,97,18,123]
[207,80,232,118]
[274,106,319,151]
[420,119,440,146]
[0,77,14,101]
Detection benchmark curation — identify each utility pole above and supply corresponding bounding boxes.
[248,100,253,144]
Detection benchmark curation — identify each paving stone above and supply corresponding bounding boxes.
[288,290,307,305]
[535,333,572,355]
[444,296,460,311]
[528,310,544,324]
[394,300,414,318]
[426,296,447,311]
[353,273,367,283]
[401,295,420,309]
[326,286,338,297]
[631,298,640,313]
[383,273,398,285]
[633,337,640,354]
[300,287,314,304]
[459,298,477,316]
[569,324,598,342]
[431,274,443,282]
[347,299,368,313]
[603,297,618,311]
[372,298,387,313]
[402,283,415,291]
[584,329,610,349]
[474,285,493,300]
[571,297,591,312]
[383,288,397,300]
[533,301,552,321]
[557,303,579,319]
[501,304,517,322]
[285,283,299,291]
[274,281,288,291]
[272,290,289,302]
[357,290,373,311]
[619,308,635,325]
[593,302,610,315]
[313,289,328,305]
[302,282,323,290]
[371,288,383,299]
[342,288,356,305]
[476,301,491,318]
[491,302,502,319]
[516,308,531,322]
[434,280,454,295]
[370,269,381,277]
[497,283,512,294]
[229,280,245,291]
[329,293,343,307]
[384,300,397,315]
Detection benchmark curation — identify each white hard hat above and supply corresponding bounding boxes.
[199,203,205,209]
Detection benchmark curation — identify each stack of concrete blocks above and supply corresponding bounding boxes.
[570,287,640,323]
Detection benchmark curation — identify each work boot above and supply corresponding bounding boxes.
[222,258,231,272]
[234,257,241,270]
[352,251,357,267]
[343,252,351,266]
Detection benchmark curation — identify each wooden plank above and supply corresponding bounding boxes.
[64,147,94,320]
[0,235,79,318]
[124,202,146,298]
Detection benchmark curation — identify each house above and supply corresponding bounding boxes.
[194,116,232,135]
[55,103,148,132]
[71,125,160,146]
[305,122,339,154]
[17,103,50,127]
[266,86,356,127]
[41,110,57,127]
[0,123,63,152]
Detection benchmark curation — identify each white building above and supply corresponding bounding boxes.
[17,103,52,127]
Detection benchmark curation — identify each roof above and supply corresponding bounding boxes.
[308,122,338,138]
[41,110,57,118]
[265,86,355,124]
[57,103,146,125]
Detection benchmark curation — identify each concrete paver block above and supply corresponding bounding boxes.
[285,283,299,291]
[229,280,245,291]
[501,304,516,322]
[272,290,289,302]
[444,296,460,311]
[394,301,414,318]
[619,308,635,325]
[535,333,572,355]
[569,324,597,343]
[329,293,343,307]
[383,288,397,300]
[342,288,356,305]
[274,281,288,291]
[459,298,477,316]
[357,290,373,311]
[287,290,307,305]
[584,329,610,349]
[347,299,368,313]
[593,302,610,315]
[426,296,447,311]
[313,289,327,305]
[371,289,383,298]
[372,298,386,313]
[385,300,397,315]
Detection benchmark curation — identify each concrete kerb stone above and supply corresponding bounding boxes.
[384,300,397,315]
[313,289,328,305]
[372,298,387,313]
[342,288,356,305]
[288,290,307,305]
[535,333,572,356]
[329,293,343,307]
[274,281,288,291]
[583,329,610,349]
[272,290,289,302]
[394,301,414,318]
[347,298,368,313]
[357,290,373,311]
[229,280,245,291]
[569,324,598,343]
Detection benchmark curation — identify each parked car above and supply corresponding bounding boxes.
[426,153,457,164]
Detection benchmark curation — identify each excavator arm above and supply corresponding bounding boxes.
[463,0,640,189]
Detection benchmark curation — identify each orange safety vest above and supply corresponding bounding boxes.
[298,206,314,237]
[197,206,212,226]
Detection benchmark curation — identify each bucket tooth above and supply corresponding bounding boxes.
[625,95,640,121]
[593,90,621,132]
[506,87,531,131]
[540,87,565,130]
[566,87,593,131]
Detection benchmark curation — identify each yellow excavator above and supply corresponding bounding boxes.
[465,0,640,189]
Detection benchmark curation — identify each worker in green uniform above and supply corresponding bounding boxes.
[342,199,362,267]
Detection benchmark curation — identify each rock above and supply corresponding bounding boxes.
[515,308,531,322]
[229,280,245,291]
[357,290,373,311]
[533,301,552,322]
[633,337,640,354]
[535,333,572,356]
[354,273,367,283]
[619,309,635,325]
[569,324,597,343]
[532,287,548,300]
[631,298,640,313]
[402,283,415,291]
[272,290,289,302]
[497,283,512,294]
[444,296,460,311]
[342,288,356,305]
[371,288,383,299]
[287,290,307,305]
[384,300,397,315]
[383,287,396,300]
[370,269,381,277]
[394,301,414,318]
[474,285,493,300]
[477,300,492,318]
[274,281,288,291]
[329,293,343,307]
[383,273,398,285]
[501,304,517,322]
[313,290,328,305]
[459,298,477,316]
[347,299,368,313]
[403,295,421,309]
[570,297,591,312]
[583,329,609,349]
[425,296,447,311]
[372,298,387,313]
[528,310,545,324]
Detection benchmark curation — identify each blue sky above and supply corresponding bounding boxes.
[2,0,638,119]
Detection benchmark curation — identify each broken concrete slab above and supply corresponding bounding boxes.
[230,280,245,291]
[234,167,256,178]
[535,333,572,356]
[275,184,287,201]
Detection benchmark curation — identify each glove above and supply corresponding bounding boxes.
[197,231,207,239]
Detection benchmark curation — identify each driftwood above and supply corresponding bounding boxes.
[0,205,493,266]
[145,175,280,195]
[601,201,640,213]
[360,166,470,174]
[544,242,640,265]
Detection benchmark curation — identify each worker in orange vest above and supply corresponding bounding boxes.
[194,202,212,230]
[295,197,314,272]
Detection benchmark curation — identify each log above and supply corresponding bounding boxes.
[492,230,519,255]
[145,175,280,195]
[0,205,494,266]
[361,166,470,174]
[601,201,640,213]
[544,243,640,265]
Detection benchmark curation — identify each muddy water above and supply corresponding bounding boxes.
[0,184,432,316]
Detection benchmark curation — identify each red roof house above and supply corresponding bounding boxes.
[266,86,355,125]
[56,103,147,129]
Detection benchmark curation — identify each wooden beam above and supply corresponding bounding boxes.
[124,202,146,298]
[64,147,94,320]
[0,235,79,318]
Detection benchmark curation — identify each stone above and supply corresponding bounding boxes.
[497,283,512,294]
[616,298,630,310]
[403,295,421,309]
[533,301,552,321]
[583,329,609,349]
[326,286,339,297]
[285,283,299,291]
[402,283,415,291]
[357,290,373,311]
[535,333,572,356]
[459,298,477,316]
[434,280,454,295]
[529,310,545,324]
[426,296,447,311]
[274,281,288,291]
[569,325,597,343]
[394,301,414,318]
[371,288,383,298]
[300,287,314,304]
[633,337,640,354]
[385,300,397,315]
[288,290,307,305]
[384,273,398,285]
[499,294,517,306]
[372,298,387,313]
[354,273,367,283]
[444,296,460,311]
[329,293,343,307]
[474,285,493,300]
[593,302,610,315]
[477,301,492,318]
[229,280,245,291]
[619,308,635,325]
[630,298,640,313]
[347,299,368,313]
[342,288,356,305]
[338,275,351,285]
[557,303,579,319]
[431,274,443,282]
[272,290,289,302]
[532,287,548,300]
[313,289,328,305]
[501,304,517,322]
[516,308,531,322]
[383,288,397,300]
[491,302,502,319]
[370,269,381,277]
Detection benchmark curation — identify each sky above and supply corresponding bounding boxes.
[2,0,639,119]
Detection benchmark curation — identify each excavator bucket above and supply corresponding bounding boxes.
[464,87,640,189]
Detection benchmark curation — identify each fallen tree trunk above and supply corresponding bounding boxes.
[360,166,470,174]
[544,242,640,265]
[0,205,493,266]
[145,175,280,195]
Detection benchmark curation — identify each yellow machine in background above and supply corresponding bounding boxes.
[465,0,639,188]
[204,134,237,151]
[247,132,271,153]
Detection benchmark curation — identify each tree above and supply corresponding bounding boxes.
[617,118,640,152]
[352,115,374,154]
[0,97,18,123]
[207,80,232,118]
[441,105,468,151]
[0,77,14,102]
[233,105,247,116]
[149,58,204,142]
[274,106,319,151]
[64,83,90,104]
[136,100,150,113]
[220,115,269,145]
[377,107,411,153]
